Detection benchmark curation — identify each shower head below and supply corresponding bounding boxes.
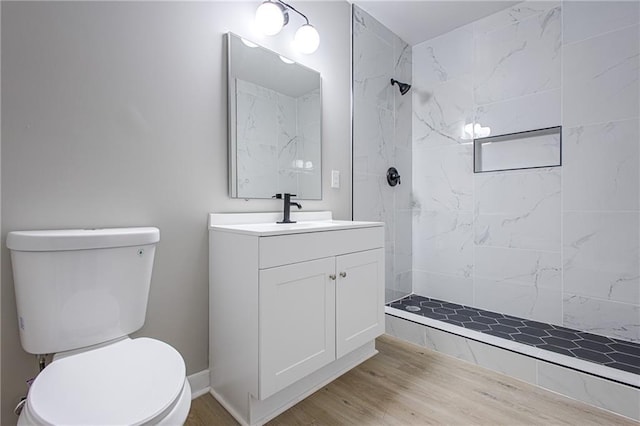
[390,78,411,95]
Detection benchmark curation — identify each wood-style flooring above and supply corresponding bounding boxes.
[186,334,636,425]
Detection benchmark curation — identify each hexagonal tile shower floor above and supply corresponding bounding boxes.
[388,294,640,376]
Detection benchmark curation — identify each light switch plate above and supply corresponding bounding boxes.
[331,170,340,188]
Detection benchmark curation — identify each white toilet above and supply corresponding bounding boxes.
[7,227,192,426]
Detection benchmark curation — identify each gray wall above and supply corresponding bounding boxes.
[412,1,639,343]
[352,5,412,303]
[1,1,351,423]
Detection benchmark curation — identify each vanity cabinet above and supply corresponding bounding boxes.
[209,212,384,426]
[260,248,384,398]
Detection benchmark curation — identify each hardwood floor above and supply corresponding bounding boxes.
[186,334,636,425]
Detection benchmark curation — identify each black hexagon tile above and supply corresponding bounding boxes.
[388,294,640,376]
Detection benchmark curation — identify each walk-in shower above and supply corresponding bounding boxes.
[352,2,639,419]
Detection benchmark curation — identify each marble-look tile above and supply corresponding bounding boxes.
[474,89,560,137]
[395,209,412,259]
[385,289,411,305]
[413,144,473,212]
[412,24,473,87]
[353,105,394,175]
[563,212,639,305]
[464,339,537,385]
[538,361,640,421]
[413,210,474,278]
[353,173,394,225]
[474,277,563,325]
[563,25,639,127]
[412,270,473,306]
[473,2,560,36]
[474,210,560,252]
[395,83,413,150]
[474,5,561,105]
[385,314,427,346]
[563,120,639,211]
[393,270,412,298]
[413,76,474,148]
[353,18,394,113]
[394,36,412,150]
[385,242,395,295]
[236,142,277,198]
[393,35,412,85]
[563,294,640,343]
[475,168,561,214]
[475,246,561,290]
[474,169,561,251]
[420,324,538,384]
[276,93,299,194]
[563,1,640,45]
[236,80,279,198]
[394,147,412,210]
[353,5,397,47]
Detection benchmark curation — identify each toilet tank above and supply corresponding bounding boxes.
[7,227,160,355]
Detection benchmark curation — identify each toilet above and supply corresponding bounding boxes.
[7,227,192,426]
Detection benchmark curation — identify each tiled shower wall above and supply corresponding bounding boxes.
[412,1,640,343]
[352,5,412,302]
[236,80,321,199]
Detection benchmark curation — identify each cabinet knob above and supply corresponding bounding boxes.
[329,274,336,280]
[339,272,347,278]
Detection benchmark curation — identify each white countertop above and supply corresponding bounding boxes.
[208,211,383,237]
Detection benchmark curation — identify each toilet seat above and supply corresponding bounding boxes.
[24,337,187,426]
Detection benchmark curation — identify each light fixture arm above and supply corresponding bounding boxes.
[276,0,310,25]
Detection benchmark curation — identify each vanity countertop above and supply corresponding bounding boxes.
[208,212,383,237]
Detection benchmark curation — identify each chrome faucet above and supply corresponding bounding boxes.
[273,193,302,223]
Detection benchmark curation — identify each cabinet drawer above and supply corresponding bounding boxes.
[259,226,384,269]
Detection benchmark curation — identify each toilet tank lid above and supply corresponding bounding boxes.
[7,227,160,251]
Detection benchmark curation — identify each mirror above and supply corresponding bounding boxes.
[227,32,322,199]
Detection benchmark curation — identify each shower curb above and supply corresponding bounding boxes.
[385,309,640,422]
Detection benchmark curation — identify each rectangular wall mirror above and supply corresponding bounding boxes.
[227,32,322,199]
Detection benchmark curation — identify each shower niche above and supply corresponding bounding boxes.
[474,126,562,173]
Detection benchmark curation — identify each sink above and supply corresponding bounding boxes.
[226,220,346,234]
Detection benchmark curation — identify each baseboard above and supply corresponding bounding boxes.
[187,370,211,399]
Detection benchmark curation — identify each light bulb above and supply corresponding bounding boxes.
[464,123,474,137]
[256,1,286,36]
[294,24,320,54]
[241,38,258,48]
[279,55,295,64]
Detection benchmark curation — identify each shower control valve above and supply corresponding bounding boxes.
[387,167,401,187]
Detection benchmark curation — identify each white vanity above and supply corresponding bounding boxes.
[208,211,384,425]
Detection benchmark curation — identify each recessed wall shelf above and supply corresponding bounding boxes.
[474,126,562,173]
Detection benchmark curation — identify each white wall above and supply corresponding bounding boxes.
[412,1,639,343]
[0,1,351,424]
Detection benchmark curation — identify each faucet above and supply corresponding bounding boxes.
[273,193,302,223]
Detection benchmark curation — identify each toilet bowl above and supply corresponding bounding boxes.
[17,338,191,426]
[7,227,191,426]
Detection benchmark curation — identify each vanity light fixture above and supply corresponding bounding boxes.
[255,0,320,54]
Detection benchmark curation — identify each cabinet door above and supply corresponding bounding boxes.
[335,248,385,358]
[259,257,336,399]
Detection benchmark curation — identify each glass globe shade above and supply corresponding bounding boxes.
[256,1,286,36]
[294,24,320,54]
